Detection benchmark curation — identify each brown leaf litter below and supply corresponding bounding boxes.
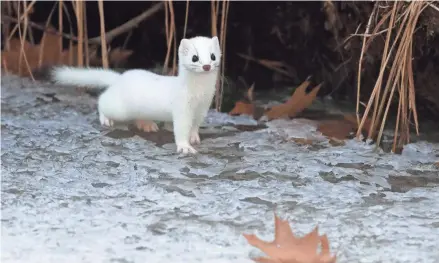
[243,212,336,263]
[229,78,322,121]
[317,114,373,141]
[1,26,133,78]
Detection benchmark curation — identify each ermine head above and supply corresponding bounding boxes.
[178,36,222,73]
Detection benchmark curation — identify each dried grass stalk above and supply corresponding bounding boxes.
[7,0,37,43]
[38,2,57,67]
[183,0,190,39]
[73,1,84,67]
[83,2,90,66]
[211,0,218,37]
[17,1,35,80]
[58,0,64,64]
[163,0,176,75]
[2,1,13,51]
[98,0,108,68]
[212,0,230,112]
[356,1,430,152]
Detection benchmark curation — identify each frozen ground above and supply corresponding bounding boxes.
[1,74,439,263]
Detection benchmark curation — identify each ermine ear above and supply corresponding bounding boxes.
[179,39,191,56]
[212,36,221,52]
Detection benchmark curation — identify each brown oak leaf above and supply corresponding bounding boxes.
[243,213,336,263]
[2,26,133,77]
[229,83,262,118]
[229,101,255,116]
[264,80,322,120]
[317,114,373,141]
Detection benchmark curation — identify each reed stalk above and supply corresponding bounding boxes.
[97,0,108,68]
[83,2,90,66]
[73,0,84,67]
[58,0,63,64]
[38,2,56,68]
[183,0,190,39]
[163,0,176,75]
[17,1,35,80]
[356,1,430,152]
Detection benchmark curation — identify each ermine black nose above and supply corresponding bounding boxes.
[202,65,211,71]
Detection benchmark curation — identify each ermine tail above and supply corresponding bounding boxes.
[51,66,121,88]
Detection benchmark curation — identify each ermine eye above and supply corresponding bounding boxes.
[192,55,199,62]
[211,53,216,61]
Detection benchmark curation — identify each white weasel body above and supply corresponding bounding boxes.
[98,70,178,123]
[51,36,222,154]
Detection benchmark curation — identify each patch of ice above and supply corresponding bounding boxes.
[2,75,439,263]
[204,110,258,127]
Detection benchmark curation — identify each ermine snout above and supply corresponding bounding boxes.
[202,65,211,71]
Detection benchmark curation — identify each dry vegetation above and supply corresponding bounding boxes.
[1,0,438,152]
[354,1,437,153]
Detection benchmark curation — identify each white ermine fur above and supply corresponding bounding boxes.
[50,36,222,154]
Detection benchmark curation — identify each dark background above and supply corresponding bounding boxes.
[3,1,439,118]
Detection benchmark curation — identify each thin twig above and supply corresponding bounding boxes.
[2,1,12,50]
[218,0,230,112]
[356,3,377,128]
[237,53,296,79]
[163,0,175,75]
[428,2,439,12]
[88,2,164,44]
[7,0,37,43]
[2,2,163,48]
[171,2,177,75]
[2,15,78,41]
[122,30,133,50]
[38,2,57,68]
[17,1,35,80]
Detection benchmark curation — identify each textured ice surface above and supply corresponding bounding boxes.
[1,75,439,263]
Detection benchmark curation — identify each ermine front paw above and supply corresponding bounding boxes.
[99,114,114,127]
[189,131,201,145]
[135,120,159,132]
[176,142,197,154]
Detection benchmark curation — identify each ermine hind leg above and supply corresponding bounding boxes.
[135,120,159,132]
[99,112,114,127]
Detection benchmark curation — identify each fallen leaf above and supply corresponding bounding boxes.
[317,114,373,141]
[1,25,133,77]
[243,212,336,263]
[229,83,256,117]
[229,101,255,116]
[317,119,355,141]
[264,80,322,120]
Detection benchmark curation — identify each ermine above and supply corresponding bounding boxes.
[50,36,222,154]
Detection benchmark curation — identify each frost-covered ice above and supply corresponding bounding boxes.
[1,75,439,263]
